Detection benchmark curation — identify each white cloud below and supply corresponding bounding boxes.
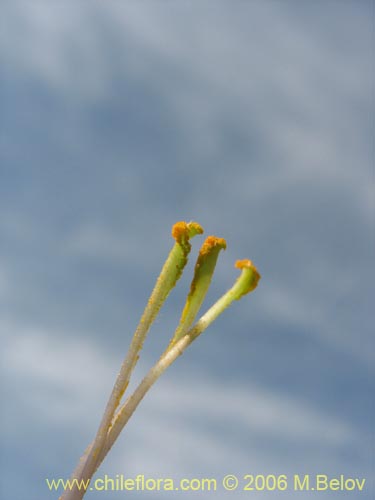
[63,221,168,272]
[1,3,113,98]
[2,322,362,454]
[1,4,372,498]
[0,1,371,383]
[4,322,370,500]
[2,2,371,208]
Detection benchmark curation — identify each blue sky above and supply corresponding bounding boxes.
[1,2,374,499]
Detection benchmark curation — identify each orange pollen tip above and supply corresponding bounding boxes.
[171,221,203,242]
[235,259,253,269]
[200,236,227,256]
[172,221,189,241]
[235,259,261,279]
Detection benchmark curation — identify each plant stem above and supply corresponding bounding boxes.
[92,260,261,476]
[168,235,226,348]
[59,222,202,500]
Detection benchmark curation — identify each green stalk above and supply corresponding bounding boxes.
[168,235,227,348]
[60,221,203,500]
[95,259,260,471]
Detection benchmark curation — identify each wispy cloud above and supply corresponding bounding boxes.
[1,2,373,499]
[3,324,368,474]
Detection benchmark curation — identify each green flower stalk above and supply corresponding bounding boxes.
[93,259,261,472]
[59,224,260,500]
[61,221,203,500]
[169,235,227,348]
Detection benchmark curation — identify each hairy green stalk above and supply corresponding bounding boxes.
[60,221,203,500]
[59,223,260,500]
[169,235,227,348]
[95,259,261,472]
